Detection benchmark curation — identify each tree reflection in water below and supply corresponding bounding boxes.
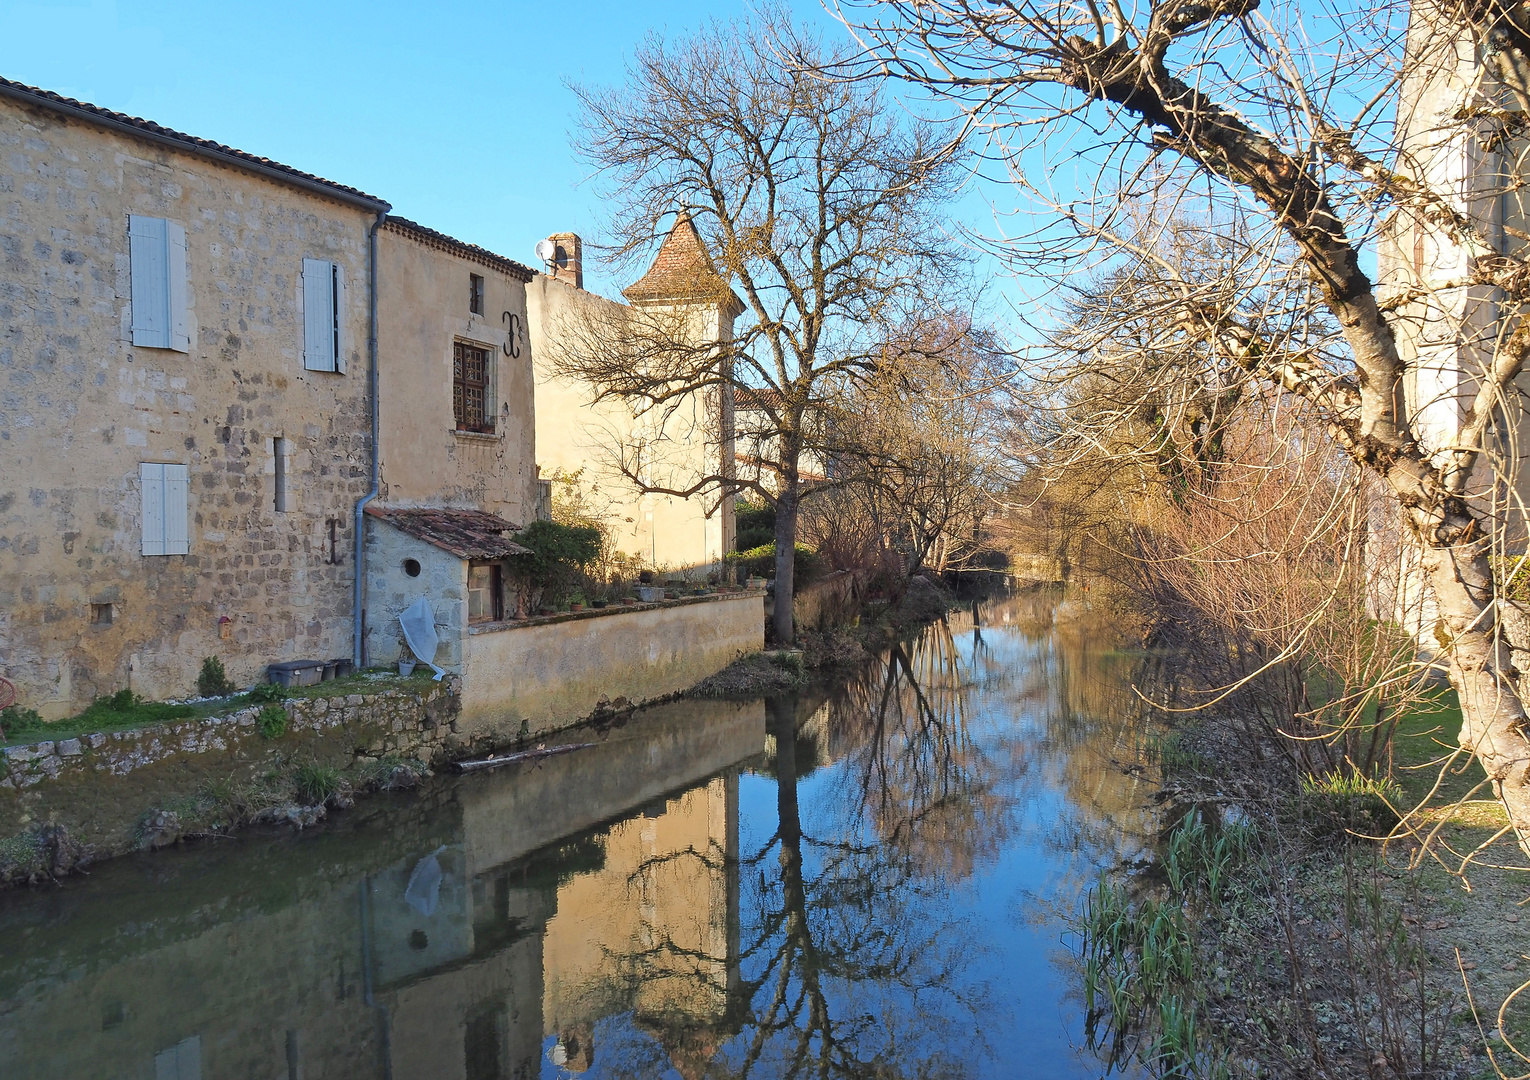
[605,615,1024,1078]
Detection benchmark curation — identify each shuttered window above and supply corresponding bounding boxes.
[129,215,190,353]
[140,463,190,556]
[302,258,344,372]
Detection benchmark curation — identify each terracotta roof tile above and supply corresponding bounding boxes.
[623,212,744,315]
[0,75,389,211]
[365,506,530,560]
[382,217,535,281]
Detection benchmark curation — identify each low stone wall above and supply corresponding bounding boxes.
[0,679,461,863]
[460,591,765,737]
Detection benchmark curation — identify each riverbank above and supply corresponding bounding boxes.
[690,573,987,698]
[1094,699,1530,1079]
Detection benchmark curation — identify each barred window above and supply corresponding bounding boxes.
[453,341,493,433]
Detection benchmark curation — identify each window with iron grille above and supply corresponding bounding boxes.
[453,341,493,433]
[469,273,485,315]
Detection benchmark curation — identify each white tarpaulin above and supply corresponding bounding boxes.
[398,597,446,680]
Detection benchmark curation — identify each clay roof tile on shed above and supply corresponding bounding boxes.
[365,506,531,561]
[0,75,390,211]
[623,212,744,315]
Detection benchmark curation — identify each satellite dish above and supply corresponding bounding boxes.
[535,238,557,264]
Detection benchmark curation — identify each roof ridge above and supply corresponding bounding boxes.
[0,75,389,211]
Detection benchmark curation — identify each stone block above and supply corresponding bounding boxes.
[86,733,106,749]
[3,745,37,764]
[57,738,82,756]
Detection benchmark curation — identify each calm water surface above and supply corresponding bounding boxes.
[0,592,1158,1079]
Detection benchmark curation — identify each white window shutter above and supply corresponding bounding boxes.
[166,221,190,353]
[141,463,166,556]
[302,258,337,371]
[332,262,346,374]
[129,216,170,349]
[163,464,190,554]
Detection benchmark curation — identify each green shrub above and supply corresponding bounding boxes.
[77,690,194,728]
[726,542,823,583]
[735,500,776,551]
[1291,772,1402,836]
[510,519,602,609]
[197,656,236,698]
[247,682,287,704]
[257,705,287,739]
[0,705,45,741]
[293,762,341,805]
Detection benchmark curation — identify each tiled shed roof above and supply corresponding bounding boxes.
[734,386,784,412]
[0,76,390,211]
[365,506,531,560]
[623,212,744,315]
[382,217,535,282]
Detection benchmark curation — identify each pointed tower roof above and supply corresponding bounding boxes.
[623,212,744,317]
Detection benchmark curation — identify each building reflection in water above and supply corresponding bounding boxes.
[0,698,758,1080]
[0,591,1156,1080]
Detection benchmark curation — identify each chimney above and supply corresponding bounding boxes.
[548,232,583,290]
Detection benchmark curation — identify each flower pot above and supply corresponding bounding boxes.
[538,607,556,616]
[592,600,609,609]
[398,660,416,677]
[571,603,585,612]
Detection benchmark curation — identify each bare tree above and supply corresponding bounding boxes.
[839,0,1530,855]
[553,9,967,643]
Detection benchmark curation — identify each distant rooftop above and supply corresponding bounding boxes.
[623,212,744,315]
[0,76,390,212]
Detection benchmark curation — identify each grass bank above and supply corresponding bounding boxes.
[1084,700,1530,1080]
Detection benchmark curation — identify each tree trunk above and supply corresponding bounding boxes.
[773,472,800,646]
[1421,544,1530,851]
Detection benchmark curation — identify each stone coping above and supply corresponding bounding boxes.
[464,587,765,636]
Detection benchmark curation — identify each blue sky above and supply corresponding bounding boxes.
[0,0,867,298]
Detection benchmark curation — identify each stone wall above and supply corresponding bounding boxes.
[0,95,378,716]
[0,678,460,860]
[364,520,467,669]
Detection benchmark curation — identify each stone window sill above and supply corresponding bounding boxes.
[452,429,502,443]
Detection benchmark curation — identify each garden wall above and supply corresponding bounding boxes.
[460,591,764,737]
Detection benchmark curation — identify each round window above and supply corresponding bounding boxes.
[403,558,421,578]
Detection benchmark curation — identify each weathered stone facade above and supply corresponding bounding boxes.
[0,87,386,715]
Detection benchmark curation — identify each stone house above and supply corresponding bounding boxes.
[526,217,739,577]
[0,76,764,727]
[363,218,539,670]
[0,77,388,717]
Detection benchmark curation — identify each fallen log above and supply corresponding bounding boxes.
[451,742,597,773]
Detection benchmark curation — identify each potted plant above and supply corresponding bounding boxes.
[592,598,609,609]
[397,643,416,677]
[570,596,586,612]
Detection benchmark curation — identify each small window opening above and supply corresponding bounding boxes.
[468,561,503,623]
[409,929,429,950]
[403,558,422,578]
[90,603,114,625]
[273,437,289,513]
[469,273,485,315]
[326,518,340,565]
[330,262,341,359]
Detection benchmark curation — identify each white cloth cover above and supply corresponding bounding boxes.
[398,597,446,680]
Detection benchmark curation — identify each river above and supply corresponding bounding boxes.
[0,591,1159,1079]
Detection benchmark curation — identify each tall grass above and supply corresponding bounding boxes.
[1079,812,1248,1079]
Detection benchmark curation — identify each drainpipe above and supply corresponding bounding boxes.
[354,210,387,669]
